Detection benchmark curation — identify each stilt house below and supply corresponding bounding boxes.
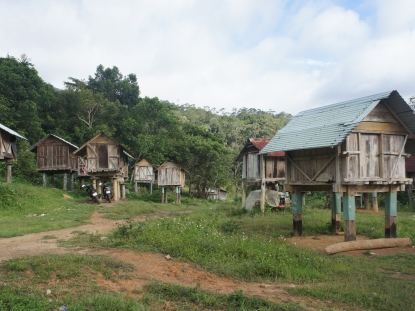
[260,90,415,241]
[28,134,78,190]
[237,138,286,209]
[133,158,155,193]
[0,123,26,182]
[74,132,133,201]
[157,161,185,203]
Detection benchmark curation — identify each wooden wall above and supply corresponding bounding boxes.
[0,130,16,161]
[287,147,335,183]
[242,153,285,181]
[37,136,77,171]
[157,162,185,187]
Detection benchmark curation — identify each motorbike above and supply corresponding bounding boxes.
[82,183,100,204]
[277,193,286,211]
[100,182,113,203]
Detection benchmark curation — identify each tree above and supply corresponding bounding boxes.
[88,65,140,108]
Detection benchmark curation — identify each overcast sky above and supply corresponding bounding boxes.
[1,0,415,115]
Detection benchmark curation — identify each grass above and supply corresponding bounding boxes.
[1,181,415,310]
[0,182,95,237]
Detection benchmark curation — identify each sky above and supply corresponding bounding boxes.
[1,0,415,115]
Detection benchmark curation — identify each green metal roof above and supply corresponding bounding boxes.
[260,90,415,154]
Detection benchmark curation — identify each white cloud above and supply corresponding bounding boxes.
[0,0,415,115]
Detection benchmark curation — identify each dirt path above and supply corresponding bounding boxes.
[1,206,410,310]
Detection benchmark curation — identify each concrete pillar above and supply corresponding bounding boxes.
[385,187,397,238]
[112,178,118,202]
[6,161,12,183]
[92,178,97,190]
[291,189,303,237]
[63,173,68,191]
[80,179,85,188]
[332,193,342,233]
[42,173,47,187]
[96,179,101,199]
[260,155,266,213]
[343,188,356,241]
[176,187,181,204]
[161,187,165,203]
[135,181,138,193]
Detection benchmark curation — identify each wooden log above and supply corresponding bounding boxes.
[325,238,412,254]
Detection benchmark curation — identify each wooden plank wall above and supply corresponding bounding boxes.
[289,148,335,182]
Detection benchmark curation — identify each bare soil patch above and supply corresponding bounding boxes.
[0,203,412,310]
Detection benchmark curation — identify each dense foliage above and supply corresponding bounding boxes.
[0,54,291,196]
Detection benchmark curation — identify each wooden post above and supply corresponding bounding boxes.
[63,173,68,191]
[260,155,266,213]
[291,188,303,237]
[121,183,126,199]
[112,178,118,202]
[407,185,413,212]
[332,193,342,233]
[6,161,12,183]
[70,173,74,191]
[51,174,55,187]
[42,173,47,187]
[242,181,246,208]
[364,193,370,210]
[385,186,398,238]
[343,187,356,241]
[92,178,97,190]
[372,192,379,212]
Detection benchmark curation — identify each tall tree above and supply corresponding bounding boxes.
[88,65,140,108]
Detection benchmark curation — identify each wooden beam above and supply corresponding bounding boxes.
[325,238,412,254]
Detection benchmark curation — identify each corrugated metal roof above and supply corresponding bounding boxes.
[260,90,415,154]
[0,123,27,140]
[28,134,78,152]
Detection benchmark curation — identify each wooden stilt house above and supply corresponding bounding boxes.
[0,123,26,183]
[157,161,185,203]
[132,158,155,194]
[406,156,415,190]
[74,132,133,202]
[28,134,78,190]
[237,138,286,210]
[260,90,415,241]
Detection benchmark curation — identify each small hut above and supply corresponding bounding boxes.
[260,90,415,241]
[74,132,133,201]
[237,138,286,209]
[132,158,155,193]
[0,123,26,182]
[206,188,227,201]
[28,134,78,190]
[157,161,185,203]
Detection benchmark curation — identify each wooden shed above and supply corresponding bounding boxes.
[0,123,26,182]
[260,91,415,241]
[157,161,185,203]
[74,132,133,201]
[132,158,155,193]
[237,138,286,208]
[28,134,78,190]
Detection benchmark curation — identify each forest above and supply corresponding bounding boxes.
[0,54,292,197]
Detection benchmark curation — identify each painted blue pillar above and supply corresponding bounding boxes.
[385,190,397,238]
[332,193,342,233]
[343,191,356,241]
